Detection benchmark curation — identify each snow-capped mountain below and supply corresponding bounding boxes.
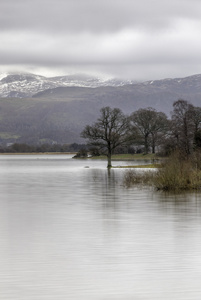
[142,74,201,93]
[1,71,201,99]
[0,73,133,98]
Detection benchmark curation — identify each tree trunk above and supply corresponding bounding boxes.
[107,152,112,168]
[151,133,155,154]
[152,144,155,154]
[144,134,149,154]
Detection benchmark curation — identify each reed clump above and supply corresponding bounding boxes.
[123,169,155,187]
[123,150,201,191]
[154,152,201,191]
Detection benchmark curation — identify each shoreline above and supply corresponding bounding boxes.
[0,152,76,155]
[74,153,160,160]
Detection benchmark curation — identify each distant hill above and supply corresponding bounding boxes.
[0,73,201,144]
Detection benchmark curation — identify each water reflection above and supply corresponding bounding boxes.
[155,190,201,217]
[0,155,201,299]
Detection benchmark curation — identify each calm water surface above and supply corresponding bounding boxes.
[0,155,201,300]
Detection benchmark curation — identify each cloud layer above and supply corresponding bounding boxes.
[0,0,201,80]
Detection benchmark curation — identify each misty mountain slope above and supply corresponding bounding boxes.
[0,97,102,144]
[32,74,201,115]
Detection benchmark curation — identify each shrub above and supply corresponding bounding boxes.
[73,148,88,158]
[153,151,201,191]
[123,150,201,191]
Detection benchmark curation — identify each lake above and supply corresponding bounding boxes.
[0,154,201,300]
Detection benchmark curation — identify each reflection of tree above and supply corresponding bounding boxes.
[83,169,122,244]
[155,191,201,218]
[89,169,119,210]
[105,169,118,208]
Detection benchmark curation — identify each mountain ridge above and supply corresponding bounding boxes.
[1,71,201,98]
[0,72,134,98]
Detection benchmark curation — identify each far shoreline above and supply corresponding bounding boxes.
[0,152,76,155]
[0,153,163,164]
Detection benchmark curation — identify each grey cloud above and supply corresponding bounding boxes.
[1,26,200,65]
[1,0,201,33]
[0,0,201,80]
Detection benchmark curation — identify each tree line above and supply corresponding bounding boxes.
[0,143,87,153]
[81,99,201,167]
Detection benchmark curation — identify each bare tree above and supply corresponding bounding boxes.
[191,106,201,135]
[188,106,201,149]
[149,111,169,153]
[81,106,133,168]
[130,108,153,154]
[130,108,168,154]
[171,99,194,155]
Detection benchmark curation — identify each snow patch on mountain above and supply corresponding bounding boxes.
[0,73,134,98]
[0,73,8,81]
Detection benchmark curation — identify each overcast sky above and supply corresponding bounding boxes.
[0,0,201,81]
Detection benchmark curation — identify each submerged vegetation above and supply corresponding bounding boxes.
[123,169,156,187]
[123,150,201,192]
